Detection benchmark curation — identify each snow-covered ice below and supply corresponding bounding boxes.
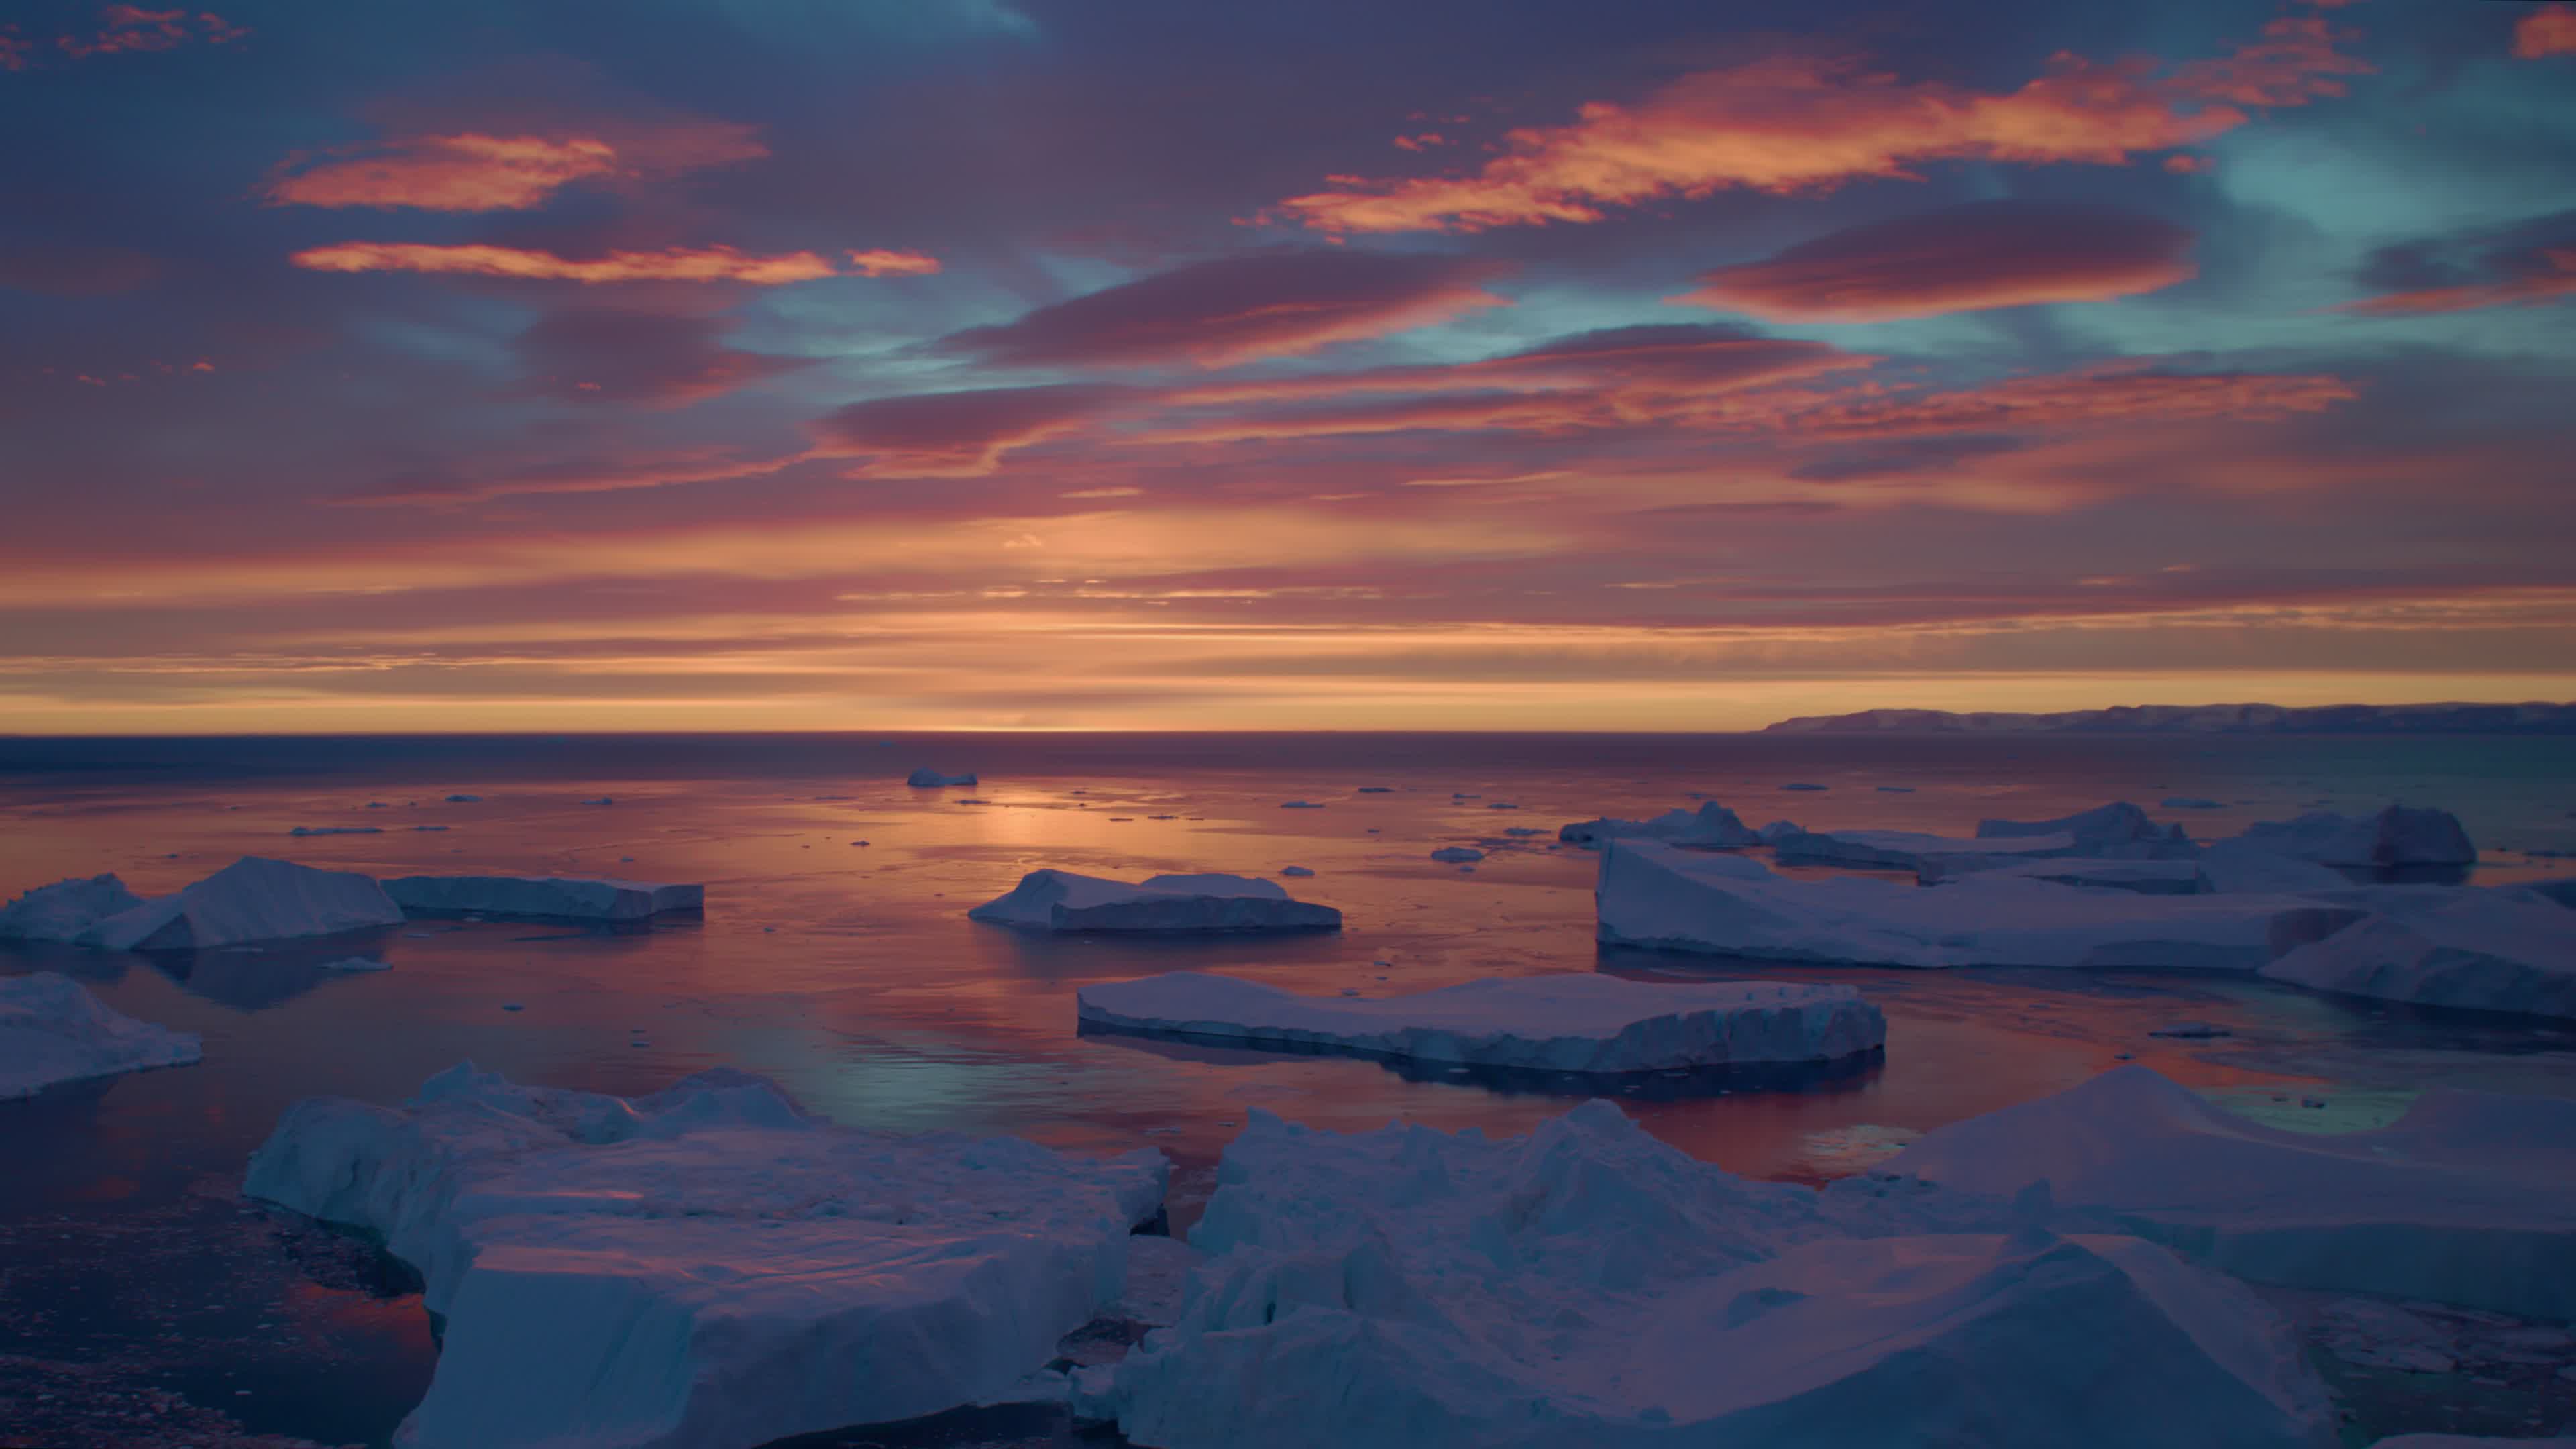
[969,870,1340,934]
[0,972,202,1099]
[1884,1065,2576,1318]
[1075,971,1884,1075]
[75,857,404,951]
[1557,801,1757,849]
[2226,805,2476,869]
[0,873,145,941]
[1916,855,2208,894]
[2259,890,2576,1020]
[906,767,977,787]
[1077,1101,2334,1449]
[1770,826,2072,873]
[1597,840,2345,971]
[1428,846,1483,863]
[382,875,704,922]
[2197,840,2354,894]
[320,955,391,972]
[244,1064,1168,1449]
[2163,797,2226,810]
[1974,801,2199,857]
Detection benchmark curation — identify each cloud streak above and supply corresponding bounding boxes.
[288,242,885,285]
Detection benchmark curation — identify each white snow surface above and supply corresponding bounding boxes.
[1974,801,2200,857]
[2197,841,2354,894]
[1917,855,2208,893]
[76,856,403,951]
[2226,805,2476,867]
[2259,890,2576,1020]
[1884,1065,2576,1319]
[0,873,146,941]
[905,766,977,786]
[244,1063,1168,1449]
[1770,826,2074,873]
[1075,971,1884,1074]
[1596,840,2349,971]
[0,971,202,1099]
[383,875,704,922]
[969,870,1340,933]
[1558,802,1758,849]
[1079,1101,2334,1449]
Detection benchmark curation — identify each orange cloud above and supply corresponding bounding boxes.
[849,248,943,276]
[2514,3,2576,58]
[289,243,847,285]
[1279,19,2369,233]
[2343,247,2576,315]
[1678,200,2196,321]
[266,121,767,211]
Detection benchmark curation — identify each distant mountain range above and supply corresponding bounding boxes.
[1762,702,2576,735]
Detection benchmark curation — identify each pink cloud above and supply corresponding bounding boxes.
[848,249,942,277]
[2514,3,2576,58]
[289,243,847,285]
[1279,19,2369,233]
[814,384,1135,476]
[265,120,767,212]
[54,5,243,58]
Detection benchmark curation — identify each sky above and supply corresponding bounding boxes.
[3,0,2573,733]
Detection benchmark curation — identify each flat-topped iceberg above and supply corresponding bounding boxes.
[1884,1065,2576,1318]
[244,1064,1167,1449]
[1974,800,2200,857]
[1597,839,2349,971]
[1917,855,2208,894]
[1077,1102,2333,1449]
[1770,826,2071,873]
[383,874,704,922]
[2259,890,2576,1020]
[2196,840,2353,894]
[2225,805,2475,868]
[969,870,1340,934]
[75,857,403,951]
[906,766,977,787]
[1558,801,1758,849]
[1075,971,1883,1075]
[1,972,202,1099]
[0,873,146,941]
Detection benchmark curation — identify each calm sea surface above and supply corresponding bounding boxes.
[3,732,2573,1446]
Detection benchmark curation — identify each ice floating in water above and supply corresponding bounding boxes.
[1558,800,1757,849]
[1975,801,2200,857]
[1917,855,2208,894]
[1756,818,1802,845]
[1780,781,1829,790]
[288,825,383,837]
[578,796,614,806]
[1279,800,1324,809]
[906,767,977,787]
[1428,846,1483,863]
[0,873,146,942]
[1077,1098,2333,1449]
[444,794,481,802]
[2196,840,2353,895]
[0,971,202,1099]
[319,955,390,972]
[969,870,1340,934]
[2224,804,2475,868]
[383,875,704,922]
[1884,1065,2576,1318]
[76,857,404,951]
[244,1064,1167,1449]
[2259,889,2576,1021]
[1277,865,1313,877]
[1075,971,1884,1075]
[1596,840,2347,971]
[2163,797,2226,810]
[1770,826,2074,874]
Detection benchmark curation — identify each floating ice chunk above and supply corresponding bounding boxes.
[1080,1102,2332,1449]
[244,1065,1167,1449]
[1780,781,1829,791]
[383,875,704,923]
[320,956,390,972]
[288,825,383,837]
[1597,840,2347,971]
[1428,846,1483,863]
[2225,805,2475,868]
[1919,855,2208,894]
[1077,971,1883,1075]
[76,857,403,951]
[577,796,614,806]
[1884,1065,2576,1318]
[2196,840,2353,894]
[1279,800,1324,809]
[906,767,977,787]
[0,873,146,942]
[2259,890,2576,1020]
[1278,865,1314,877]
[1558,800,1758,849]
[1356,786,1393,793]
[2163,797,2226,810]
[445,794,482,802]
[1975,801,2200,858]
[1756,818,1802,845]
[1772,826,2074,873]
[969,870,1340,934]
[0,972,201,1099]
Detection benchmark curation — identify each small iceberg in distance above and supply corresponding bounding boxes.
[969,869,1340,934]
[906,767,978,787]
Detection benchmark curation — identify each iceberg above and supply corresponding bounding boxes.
[1428,846,1483,863]
[1884,1066,2576,1318]
[969,870,1340,934]
[2259,890,2576,1020]
[1597,840,2349,971]
[1078,1102,2333,1449]
[2225,805,2476,868]
[1558,801,1757,849]
[1075,971,1884,1075]
[1974,801,2200,857]
[906,767,977,787]
[1,972,202,1099]
[1917,856,2208,894]
[74,857,404,951]
[244,1064,1167,1449]
[383,875,704,922]
[1770,826,2073,873]
[2197,840,2353,894]
[0,873,146,941]
[2162,797,2226,810]
[288,825,384,837]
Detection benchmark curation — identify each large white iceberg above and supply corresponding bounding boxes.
[1770,826,2072,873]
[2197,840,2353,894]
[244,1064,1167,1449]
[1917,855,2207,894]
[969,870,1340,934]
[1558,801,1758,849]
[75,856,404,951]
[2225,805,2475,868]
[1597,840,2349,971]
[0,971,202,1099]
[906,766,977,786]
[1884,1065,2576,1319]
[382,875,704,922]
[2259,890,2576,1020]
[1078,1102,2334,1449]
[1075,971,1883,1075]
[0,873,146,941]
[1975,801,2198,857]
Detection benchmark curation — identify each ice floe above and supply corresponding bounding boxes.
[1428,846,1484,863]
[288,825,384,837]
[969,870,1340,934]
[0,972,202,1099]
[1974,801,2200,857]
[75,857,404,951]
[2197,841,2354,894]
[1558,801,1758,849]
[1770,826,2071,874]
[0,873,145,942]
[1917,855,2208,894]
[382,874,704,922]
[2225,805,2476,869]
[2259,889,2576,1020]
[906,767,977,787]
[244,1064,1167,1449]
[1075,971,1884,1075]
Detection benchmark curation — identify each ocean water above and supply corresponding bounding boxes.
[2,731,2572,1447]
